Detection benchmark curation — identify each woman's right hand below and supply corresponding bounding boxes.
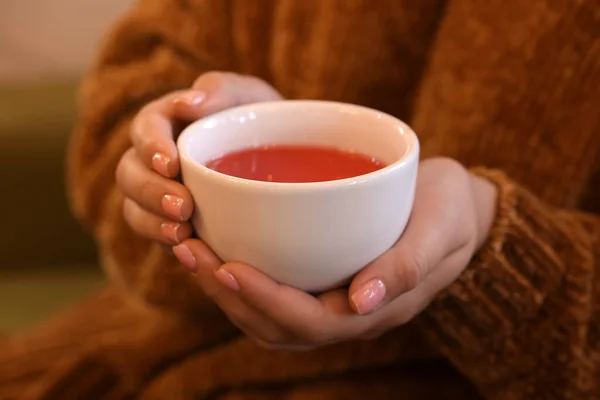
[116,72,283,245]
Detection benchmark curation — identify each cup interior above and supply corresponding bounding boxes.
[178,100,417,179]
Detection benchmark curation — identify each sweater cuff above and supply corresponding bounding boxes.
[420,167,571,352]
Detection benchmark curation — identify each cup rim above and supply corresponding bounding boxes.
[177,100,419,192]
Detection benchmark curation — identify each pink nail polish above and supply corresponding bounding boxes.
[173,91,206,107]
[161,222,182,243]
[173,244,197,273]
[162,194,185,220]
[152,153,171,176]
[351,279,386,315]
[214,268,241,292]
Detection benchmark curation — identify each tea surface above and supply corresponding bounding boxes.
[206,145,385,183]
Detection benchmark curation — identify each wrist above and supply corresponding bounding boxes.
[469,172,499,251]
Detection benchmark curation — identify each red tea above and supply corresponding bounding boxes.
[205,145,386,183]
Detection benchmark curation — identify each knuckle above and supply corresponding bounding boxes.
[400,249,428,292]
[429,157,464,175]
[193,71,238,110]
[437,158,469,186]
[130,105,153,140]
[131,103,171,156]
[242,75,280,97]
[122,200,143,234]
[138,129,160,157]
[194,71,232,89]
[139,97,165,116]
[115,148,135,190]
[239,74,266,88]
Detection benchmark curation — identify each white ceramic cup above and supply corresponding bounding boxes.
[177,100,419,292]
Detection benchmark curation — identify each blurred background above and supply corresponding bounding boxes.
[0,0,134,333]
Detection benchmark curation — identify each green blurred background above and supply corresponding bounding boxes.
[0,0,133,333]
[0,82,104,333]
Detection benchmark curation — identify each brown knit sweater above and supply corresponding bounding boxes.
[2,0,599,399]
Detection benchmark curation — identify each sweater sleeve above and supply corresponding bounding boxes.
[406,0,600,397]
[67,0,235,313]
[418,168,600,399]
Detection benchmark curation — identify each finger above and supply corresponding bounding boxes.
[131,89,207,178]
[227,314,293,349]
[173,240,285,344]
[131,72,282,178]
[116,148,194,221]
[191,71,283,116]
[215,262,356,343]
[349,160,474,315]
[375,245,476,331]
[123,198,192,244]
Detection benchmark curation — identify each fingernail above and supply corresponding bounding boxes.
[162,194,185,220]
[173,244,197,273]
[152,153,171,177]
[161,221,182,244]
[351,279,386,315]
[214,268,241,292]
[173,91,206,107]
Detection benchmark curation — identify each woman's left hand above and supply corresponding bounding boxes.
[173,157,498,350]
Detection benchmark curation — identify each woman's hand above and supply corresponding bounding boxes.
[173,158,498,350]
[115,72,283,245]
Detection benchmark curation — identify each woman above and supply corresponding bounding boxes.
[2,0,598,398]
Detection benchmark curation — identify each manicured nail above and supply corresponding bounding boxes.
[162,194,185,220]
[152,153,171,177]
[351,279,386,315]
[173,244,197,273]
[173,91,206,107]
[161,221,182,244]
[214,268,241,292]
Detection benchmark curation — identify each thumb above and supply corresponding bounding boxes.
[348,159,476,315]
[348,201,452,315]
